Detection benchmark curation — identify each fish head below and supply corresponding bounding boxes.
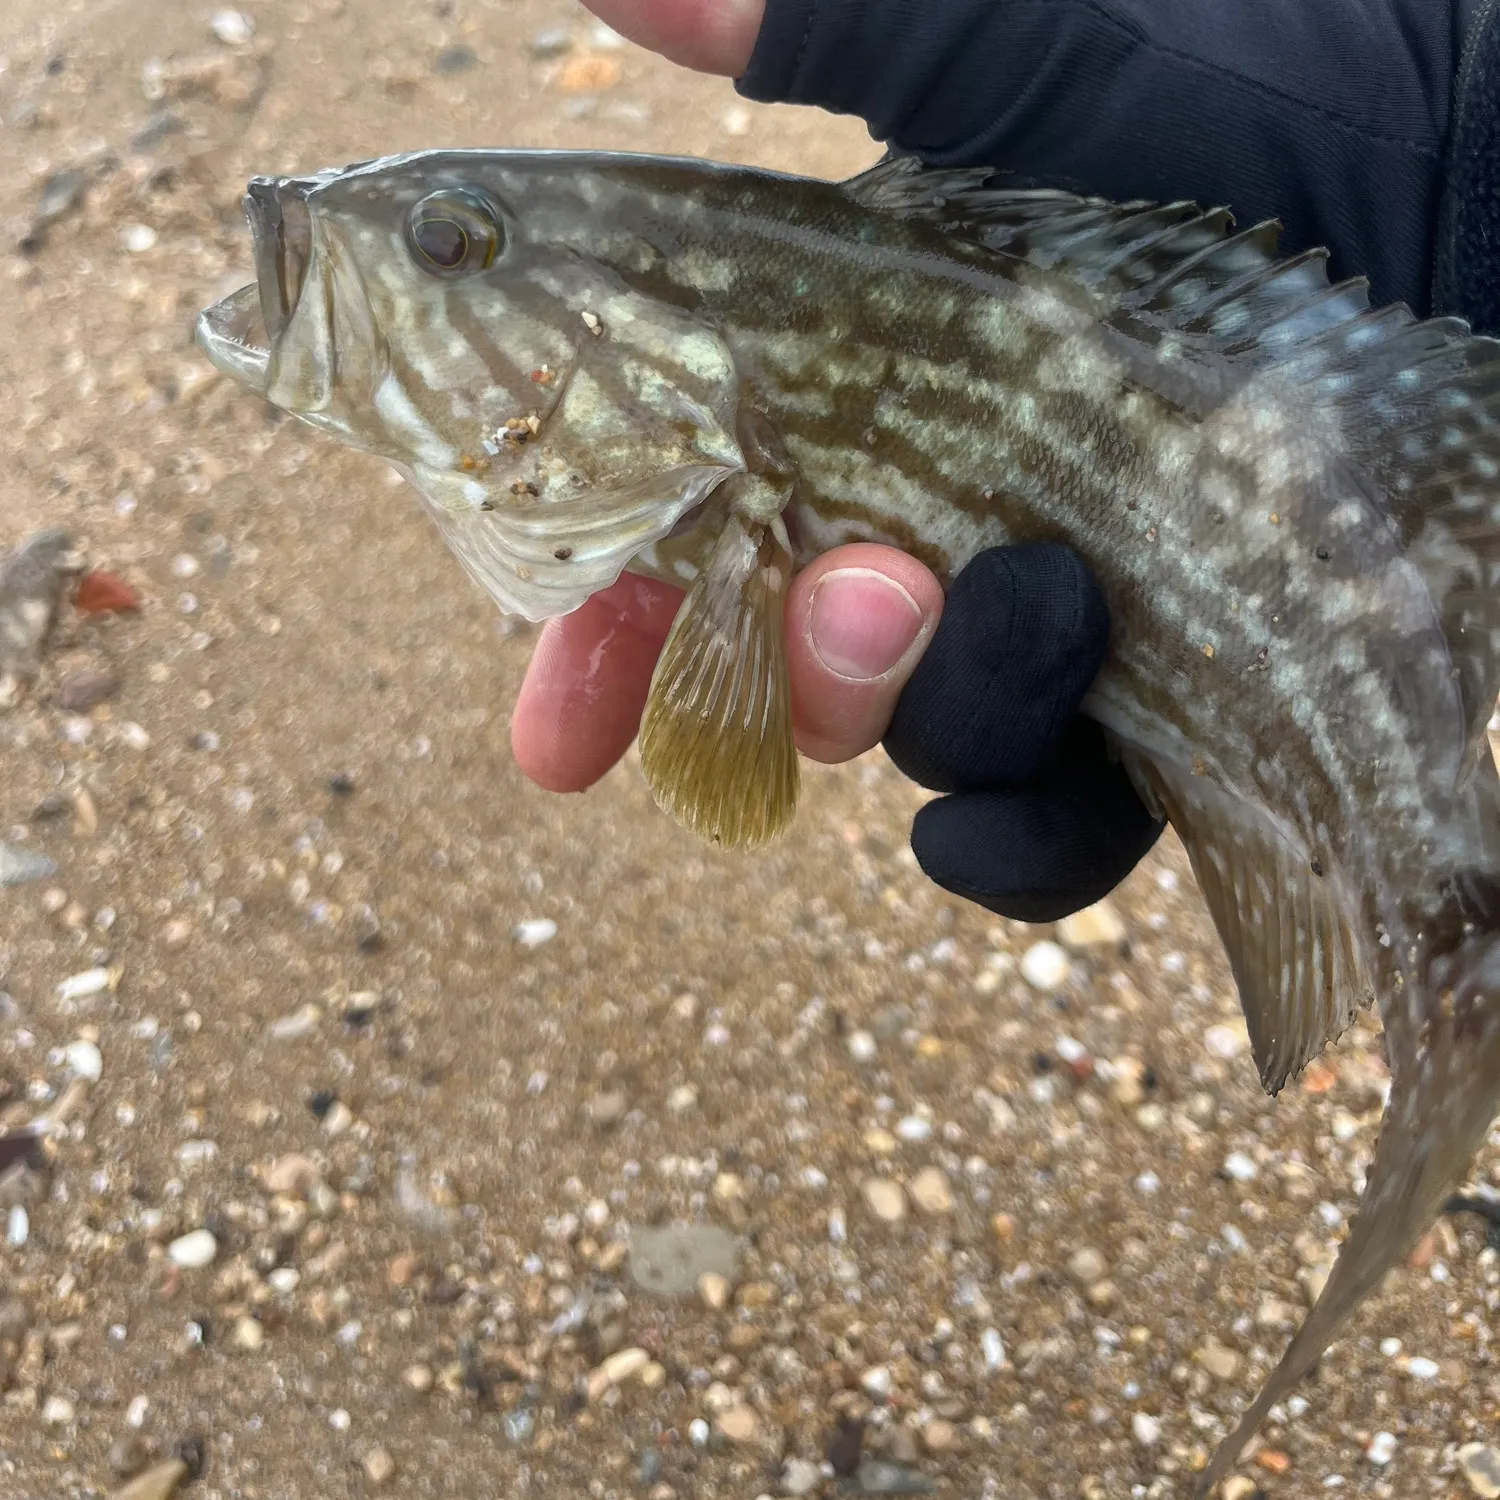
[196,149,748,617]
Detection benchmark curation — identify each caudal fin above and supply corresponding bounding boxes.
[1197,926,1500,1495]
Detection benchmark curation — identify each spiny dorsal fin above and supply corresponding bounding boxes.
[1133,758,1373,1095]
[846,157,1500,763]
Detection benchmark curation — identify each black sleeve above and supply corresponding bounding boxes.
[737,0,1463,317]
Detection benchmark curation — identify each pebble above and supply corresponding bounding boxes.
[120,224,158,254]
[269,1003,320,1040]
[56,666,120,711]
[108,1435,151,1477]
[862,1177,908,1223]
[1067,1246,1107,1285]
[895,1114,932,1143]
[721,104,752,135]
[780,1457,821,1495]
[1219,1480,1259,1500]
[860,1364,892,1399]
[530,26,573,58]
[209,9,254,45]
[921,1418,958,1452]
[263,1152,320,1195]
[402,1363,434,1393]
[715,1404,759,1443]
[980,1327,1006,1371]
[1197,1339,1241,1381]
[1458,1443,1500,1497]
[362,1447,395,1486]
[587,1089,627,1128]
[109,1460,189,1500]
[57,967,110,1001]
[0,842,59,887]
[1057,899,1126,949]
[1019,941,1071,992]
[853,1458,936,1495]
[1222,1151,1259,1182]
[63,1038,103,1080]
[167,1228,217,1269]
[688,1418,711,1448]
[6,1204,29,1247]
[41,1393,75,1424]
[698,1271,731,1310]
[908,1166,953,1215]
[1205,1022,1247,1059]
[1365,1430,1398,1465]
[1403,1354,1439,1380]
[587,1346,650,1401]
[1131,1412,1161,1446]
[513,917,556,948]
[847,1028,877,1063]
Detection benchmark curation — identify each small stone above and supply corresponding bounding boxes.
[1131,1412,1161,1446]
[1057,900,1127,950]
[108,1435,151,1477]
[7,1204,29,1247]
[167,1228,217,1269]
[921,1418,958,1452]
[1403,1354,1439,1380]
[737,1280,777,1308]
[209,9,254,45]
[721,104,752,136]
[688,1418,711,1448]
[895,1114,932,1143]
[530,26,573,58]
[120,224,158,254]
[231,1316,263,1351]
[403,1363,434,1393]
[908,1166,954,1215]
[698,1272,731,1310]
[1204,1023,1247,1059]
[1365,1430,1397,1465]
[513,917,556,948]
[1020,940,1071,992]
[1067,1246,1107,1285]
[269,1002,320,1040]
[639,1361,665,1390]
[42,1394,75,1424]
[847,1029,877,1063]
[362,1447,395,1486]
[263,1153,320,1195]
[108,1459,189,1500]
[1219,1480,1259,1500]
[434,44,478,73]
[56,666,120,712]
[0,843,57,887]
[1197,1339,1241,1381]
[1458,1442,1500,1497]
[64,1038,103,1080]
[860,1364,893,1399]
[852,1458,935,1495]
[980,1327,1006,1371]
[587,1089,627,1128]
[780,1457,821,1496]
[57,966,111,1001]
[715,1404,759,1443]
[1222,1151,1258,1182]
[1254,1448,1291,1475]
[862,1177,908,1223]
[321,1099,354,1136]
[587,1346,650,1401]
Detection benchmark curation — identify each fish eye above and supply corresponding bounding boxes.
[406,189,503,277]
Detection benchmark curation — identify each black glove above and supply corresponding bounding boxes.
[738,0,1497,330]
[882,545,1163,922]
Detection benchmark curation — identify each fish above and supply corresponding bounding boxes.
[195,147,1500,1489]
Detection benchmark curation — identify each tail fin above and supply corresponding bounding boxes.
[1197,906,1500,1494]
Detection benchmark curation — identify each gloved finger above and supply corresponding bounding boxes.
[909,720,1165,922]
[883,543,1110,794]
[579,0,765,75]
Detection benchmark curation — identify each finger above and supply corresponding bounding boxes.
[883,543,1110,794]
[510,572,683,792]
[786,544,943,763]
[581,0,765,76]
[910,722,1165,923]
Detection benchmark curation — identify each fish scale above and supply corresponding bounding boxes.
[195,146,1500,1490]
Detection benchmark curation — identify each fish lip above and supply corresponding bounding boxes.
[194,282,270,395]
[245,176,314,344]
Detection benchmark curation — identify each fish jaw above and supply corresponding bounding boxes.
[195,283,270,397]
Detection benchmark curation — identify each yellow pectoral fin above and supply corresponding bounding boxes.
[638,512,798,851]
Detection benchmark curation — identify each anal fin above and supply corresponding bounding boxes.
[638,490,797,851]
[1137,759,1374,1094]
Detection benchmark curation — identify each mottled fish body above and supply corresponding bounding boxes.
[197,148,1500,1488]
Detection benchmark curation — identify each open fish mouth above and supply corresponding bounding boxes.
[195,281,271,394]
[194,175,321,399]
